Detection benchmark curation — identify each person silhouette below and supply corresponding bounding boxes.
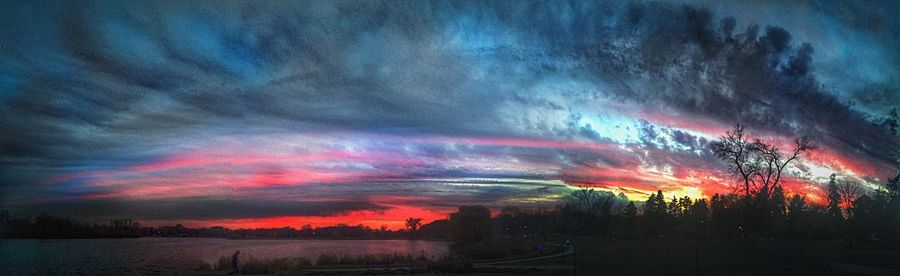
[232,250,241,274]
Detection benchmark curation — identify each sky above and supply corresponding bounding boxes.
[1,0,898,229]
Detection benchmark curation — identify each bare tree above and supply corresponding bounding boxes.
[405,217,422,233]
[836,179,864,210]
[711,123,814,198]
[572,186,599,212]
[710,124,759,198]
[752,136,815,197]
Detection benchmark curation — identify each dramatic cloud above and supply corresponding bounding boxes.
[1,0,897,228]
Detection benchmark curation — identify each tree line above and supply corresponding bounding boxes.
[547,173,898,245]
[0,212,143,239]
[0,214,442,239]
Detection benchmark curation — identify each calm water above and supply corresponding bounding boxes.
[0,238,449,274]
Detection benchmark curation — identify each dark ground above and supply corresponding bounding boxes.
[187,237,898,275]
[568,237,900,276]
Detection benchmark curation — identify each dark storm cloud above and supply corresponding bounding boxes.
[1,0,898,221]
[2,1,896,166]
[576,2,898,166]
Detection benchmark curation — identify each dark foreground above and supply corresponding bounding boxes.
[1,237,896,275]
[190,238,899,275]
[191,238,898,275]
[572,238,899,276]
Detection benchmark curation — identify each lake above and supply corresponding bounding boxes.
[0,238,449,274]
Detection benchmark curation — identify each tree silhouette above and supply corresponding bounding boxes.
[786,194,807,239]
[449,206,492,243]
[622,201,638,239]
[849,194,878,241]
[572,186,600,212]
[836,179,864,212]
[752,136,814,197]
[643,190,668,238]
[886,172,900,200]
[880,171,900,247]
[623,201,638,218]
[709,193,741,239]
[768,186,787,237]
[710,124,758,198]
[711,123,812,198]
[687,199,709,239]
[405,217,422,237]
[826,174,843,220]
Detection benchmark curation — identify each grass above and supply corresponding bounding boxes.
[213,254,313,272]
[315,252,426,266]
[194,252,431,274]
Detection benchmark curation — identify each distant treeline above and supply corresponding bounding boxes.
[137,222,450,239]
[0,212,142,239]
[0,208,455,240]
[0,211,447,239]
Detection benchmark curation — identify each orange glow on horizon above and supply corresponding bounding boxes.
[140,204,450,231]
